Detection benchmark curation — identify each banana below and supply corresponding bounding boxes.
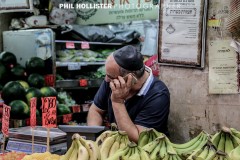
[217,132,226,152]
[149,140,161,160]
[229,145,240,160]
[224,133,234,154]
[119,136,128,149]
[230,134,240,148]
[100,134,118,159]
[138,131,150,147]
[166,138,177,155]
[96,130,117,148]
[142,136,162,154]
[128,147,141,160]
[196,145,209,160]
[159,140,167,159]
[211,131,222,148]
[172,132,203,149]
[85,140,101,160]
[139,148,151,160]
[186,147,203,160]
[70,140,79,160]
[148,129,154,144]
[106,147,130,160]
[76,139,89,160]
[205,147,217,160]
[230,128,240,139]
[108,136,121,157]
[60,139,76,160]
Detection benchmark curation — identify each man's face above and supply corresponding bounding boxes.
[105,55,121,82]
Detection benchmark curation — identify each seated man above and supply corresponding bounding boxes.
[87,45,170,142]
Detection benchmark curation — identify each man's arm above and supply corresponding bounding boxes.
[112,101,146,142]
[87,104,105,126]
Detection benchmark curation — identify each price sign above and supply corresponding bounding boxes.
[2,104,11,137]
[30,97,37,128]
[63,114,72,124]
[44,74,55,87]
[81,42,90,49]
[68,63,81,70]
[144,55,159,76]
[66,42,75,49]
[41,97,57,128]
[79,79,88,87]
[72,105,81,113]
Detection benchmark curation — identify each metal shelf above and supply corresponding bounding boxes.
[55,40,124,46]
[55,79,103,89]
[56,61,105,67]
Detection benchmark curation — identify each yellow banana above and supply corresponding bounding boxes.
[142,136,162,154]
[138,131,150,147]
[108,136,121,157]
[149,140,161,160]
[119,136,128,149]
[96,130,117,148]
[224,133,234,154]
[85,140,101,160]
[159,140,167,159]
[128,147,140,160]
[106,147,130,160]
[69,140,79,160]
[60,139,75,160]
[139,148,151,160]
[100,134,118,159]
[76,139,89,160]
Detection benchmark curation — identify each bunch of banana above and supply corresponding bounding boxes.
[106,142,150,160]
[96,130,118,148]
[230,128,240,139]
[100,130,129,159]
[209,151,232,160]
[211,130,240,154]
[138,128,163,147]
[142,134,181,160]
[172,131,209,158]
[229,145,240,159]
[60,133,100,160]
[187,144,217,160]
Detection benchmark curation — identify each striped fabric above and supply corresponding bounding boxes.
[226,0,240,36]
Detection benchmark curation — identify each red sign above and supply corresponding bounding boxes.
[44,74,55,87]
[66,42,75,49]
[72,105,81,113]
[81,42,90,49]
[79,79,88,87]
[63,114,72,124]
[2,104,11,137]
[41,97,57,128]
[30,97,37,128]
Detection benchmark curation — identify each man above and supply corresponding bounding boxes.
[87,45,170,142]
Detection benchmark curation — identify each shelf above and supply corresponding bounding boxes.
[55,79,103,89]
[56,61,105,67]
[55,40,124,46]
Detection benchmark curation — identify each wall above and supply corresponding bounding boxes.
[160,0,240,143]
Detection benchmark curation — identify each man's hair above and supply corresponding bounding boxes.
[119,65,145,79]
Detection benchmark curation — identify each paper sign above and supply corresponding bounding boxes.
[79,79,88,87]
[66,42,75,49]
[72,105,81,113]
[2,104,11,137]
[81,42,90,49]
[41,97,57,128]
[63,114,72,124]
[68,63,81,70]
[30,97,37,128]
[145,55,159,76]
[44,74,55,87]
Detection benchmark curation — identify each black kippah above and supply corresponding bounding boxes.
[113,45,144,71]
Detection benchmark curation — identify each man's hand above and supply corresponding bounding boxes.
[110,74,133,103]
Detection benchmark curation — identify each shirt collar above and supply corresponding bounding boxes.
[137,66,154,96]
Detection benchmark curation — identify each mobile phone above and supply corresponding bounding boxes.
[123,73,137,85]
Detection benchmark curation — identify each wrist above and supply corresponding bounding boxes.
[111,98,126,104]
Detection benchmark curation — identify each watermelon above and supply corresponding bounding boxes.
[11,65,27,81]
[28,73,45,88]
[0,61,7,84]
[1,81,26,104]
[17,80,30,91]
[25,57,45,74]
[40,86,57,97]
[0,51,17,69]
[25,87,42,109]
[57,104,71,115]
[9,100,30,119]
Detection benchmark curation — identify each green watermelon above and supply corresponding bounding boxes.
[11,65,27,81]
[9,100,30,119]
[40,86,57,97]
[1,81,26,104]
[25,87,42,109]
[0,51,17,69]
[17,80,30,91]
[28,73,45,88]
[57,104,71,115]
[25,57,45,74]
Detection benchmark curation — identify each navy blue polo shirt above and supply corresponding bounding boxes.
[93,73,170,135]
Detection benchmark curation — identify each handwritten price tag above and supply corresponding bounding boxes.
[63,114,72,124]
[81,42,90,49]
[30,98,37,128]
[42,97,57,128]
[2,104,11,137]
[44,74,55,87]
[66,42,75,49]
